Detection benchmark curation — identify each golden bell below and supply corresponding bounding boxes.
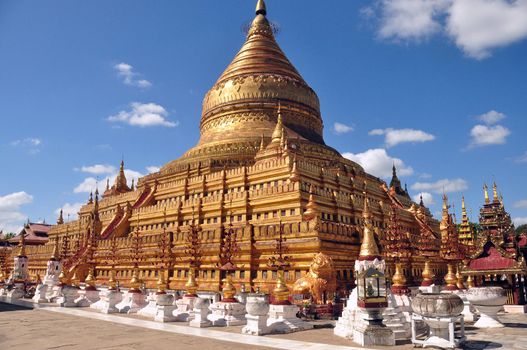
[421,260,434,287]
[391,263,409,294]
[444,263,458,291]
[272,270,290,305]
[467,275,475,288]
[185,268,198,296]
[108,268,118,291]
[84,268,97,289]
[221,274,237,300]
[156,268,167,294]
[129,268,142,293]
[71,271,80,288]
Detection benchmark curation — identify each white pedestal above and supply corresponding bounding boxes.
[454,291,478,322]
[267,304,312,333]
[74,289,100,307]
[473,305,504,328]
[153,294,177,323]
[57,286,79,307]
[33,284,49,303]
[173,295,197,322]
[189,298,212,328]
[208,301,246,326]
[411,314,466,349]
[353,323,395,347]
[419,285,441,294]
[98,290,123,314]
[138,293,159,318]
[242,314,269,335]
[7,283,25,300]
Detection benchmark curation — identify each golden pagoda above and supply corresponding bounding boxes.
[458,195,475,246]
[13,0,445,294]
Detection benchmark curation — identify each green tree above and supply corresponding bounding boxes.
[516,224,527,235]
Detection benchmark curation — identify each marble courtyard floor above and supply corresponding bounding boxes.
[1,300,526,350]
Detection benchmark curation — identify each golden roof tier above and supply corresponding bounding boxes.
[165,0,344,170]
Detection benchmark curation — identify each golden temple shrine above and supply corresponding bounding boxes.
[3,0,453,295]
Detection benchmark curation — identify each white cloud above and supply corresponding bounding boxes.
[114,62,152,88]
[447,0,527,59]
[108,102,178,128]
[369,0,527,59]
[513,217,527,226]
[73,169,144,194]
[411,178,468,194]
[146,166,161,173]
[55,202,83,221]
[0,191,33,233]
[343,148,413,178]
[369,128,435,147]
[469,124,510,147]
[333,122,354,135]
[514,199,527,208]
[477,110,506,125]
[377,0,450,41]
[76,164,116,175]
[418,172,432,179]
[10,137,42,154]
[412,192,435,206]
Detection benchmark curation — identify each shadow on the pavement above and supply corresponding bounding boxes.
[503,322,527,328]
[463,341,503,349]
[0,301,33,312]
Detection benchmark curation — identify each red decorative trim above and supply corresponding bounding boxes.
[271,300,291,306]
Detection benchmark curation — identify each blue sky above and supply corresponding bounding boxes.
[1,0,526,232]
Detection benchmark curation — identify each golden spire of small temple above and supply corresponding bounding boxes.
[256,0,266,16]
[88,191,93,204]
[57,209,64,225]
[19,230,26,257]
[51,236,60,260]
[492,182,499,202]
[359,194,380,260]
[484,183,490,204]
[105,178,110,191]
[461,195,466,211]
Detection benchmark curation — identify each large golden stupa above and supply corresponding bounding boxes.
[8,0,445,294]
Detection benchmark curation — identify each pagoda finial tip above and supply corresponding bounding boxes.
[256,0,267,16]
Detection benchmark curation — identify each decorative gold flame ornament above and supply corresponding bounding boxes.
[221,273,237,302]
[272,270,291,305]
[129,267,142,293]
[185,268,198,296]
[444,263,458,291]
[421,260,434,287]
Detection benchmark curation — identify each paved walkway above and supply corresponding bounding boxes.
[1,298,526,350]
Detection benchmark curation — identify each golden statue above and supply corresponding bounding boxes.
[293,252,337,304]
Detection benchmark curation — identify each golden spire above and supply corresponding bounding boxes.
[57,209,64,225]
[255,0,266,16]
[484,183,490,204]
[303,185,319,220]
[272,104,283,142]
[461,195,466,211]
[185,268,198,296]
[105,178,110,191]
[492,182,499,202]
[51,236,60,260]
[359,194,380,260]
[259,134,265,151]
[19,230,26,257]
[289,156,300,182]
